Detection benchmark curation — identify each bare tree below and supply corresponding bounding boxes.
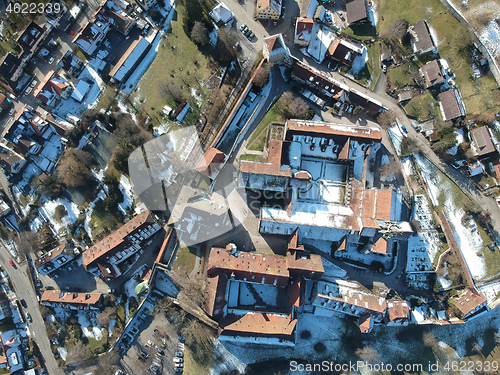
[191,21,208,45]
[423,331,439,348]
[355,345,380,364]
[472,340,483,356]
[290,97,309,118]
[377,110,397,128]
[384,19,409,41]
[57,148,95,188]
[253,65,270,87]
[380,156,400,181]
[97,306,117,328]
[98,349,120,374]
[66,341,91,364]
[15,231,40,257]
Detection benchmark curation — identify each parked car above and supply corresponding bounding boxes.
[24,86,32,96]
[239,23,247,31]
[156,348,164,356]
[244,28,252,37]
[175,352,184,357]
[26,313,32,323]
[401,125,408,134]
[173,357,183,363]
[8,108,15,116]
[8,259,15,268]
[247,32,255,40]
[20,299,27,308]
[30,79,37,87]
[48,57,54,64]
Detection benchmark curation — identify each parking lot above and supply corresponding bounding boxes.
[121,309,185,375]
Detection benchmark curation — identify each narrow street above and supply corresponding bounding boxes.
[0,244,62,375]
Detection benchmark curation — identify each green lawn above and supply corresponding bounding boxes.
[175,246,197,275]
[239,154,267,162]
[387,60,421,88]
[131,5,211,128]
[404,91,441,121]
[247,105,283,151]
[376,0,444,36]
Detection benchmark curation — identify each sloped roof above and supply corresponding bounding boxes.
[387,300,409,321]
[221,312,296,336]
[470,126,496,157]
[421,59,445,88]
[408,20,435,53]
[439,89,465,121]
[452,289,487,317]
[346,0,368,24]
[240,139,291,176]
[41,290,102,306]
[82,210,152,268]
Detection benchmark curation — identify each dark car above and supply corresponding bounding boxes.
[20,299,27,308]
[156,348,165,356]
[26,313,32,323]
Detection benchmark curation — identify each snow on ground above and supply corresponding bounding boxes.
[39,197,80,233]
[447,128,465,155]
[210,339,246,375]
[57,347,67,361]
[84,189,106,241]
[429,25,440,46]
[349,47,368,75]
[29,215,43,232]
[191,87,203,107]
[480,18,500,59]
[121,30,163,95]
[367,1,378,27]
[478,280,500,305]
[414,154,487,280]
[444,196,486,280]
[53,64,104,118]
[108,319,116,337]
[78,312,104,340]
[153,122,170,137]
[209,27,218,47]
[401,156,412,177]
[118,174,134,215]
[387,125,404,156]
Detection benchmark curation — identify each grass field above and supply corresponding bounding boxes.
[404,91,441,121]
[377,0,500,116]
[174,245,197,275]
[247,105,283,151]
[131,5,211,127]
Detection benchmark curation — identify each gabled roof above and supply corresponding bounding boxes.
[420,59,445,88]
[470,126,496,157]
[346,0,368,24]
[286,120,382,141]
[438,89,466,121]
[452,289,487,317]
[256,0,282,14]
[327,39,362,66]
[295,17,314,42]
[221,312,296,336]
[264,34,285,54]
[82,210,153,268]
[41,290,102,306]
[387,300,409,321]
[359,314,372,333]
[408,20,435,53]
[196,147,225,176]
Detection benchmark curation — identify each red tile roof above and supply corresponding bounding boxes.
[240,139,291,176]
[196,147,225,176]
[374,190,393,220]
[286,120,382,141]
[371,237,388,254]
[82,211,153,268]
[41,290,102,306]
[387,300,409,321]
[359,314,372,333]
[221,312,296,336]
[453,289,487,317]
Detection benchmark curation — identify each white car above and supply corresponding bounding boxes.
[24,86,33,96]
[48,57,54,64]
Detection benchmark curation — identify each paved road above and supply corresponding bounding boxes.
[0,244,62,375]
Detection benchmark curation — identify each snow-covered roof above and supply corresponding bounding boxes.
[210,2,233,24]
[71,80,91,102]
